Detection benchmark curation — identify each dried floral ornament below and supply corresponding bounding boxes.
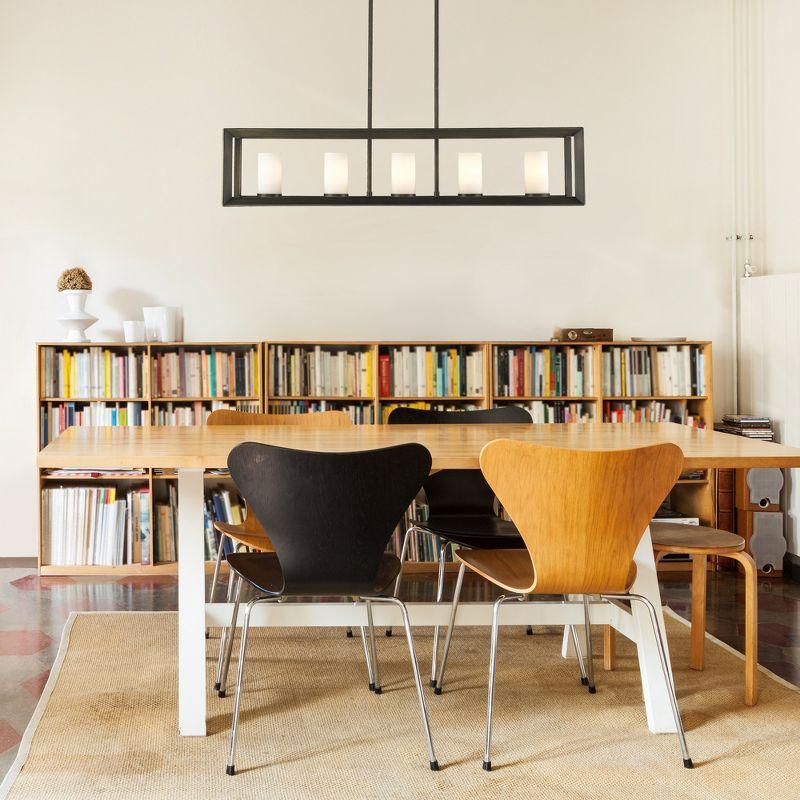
[57,267,92,291]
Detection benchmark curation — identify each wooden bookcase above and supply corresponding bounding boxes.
[37,339,714,576]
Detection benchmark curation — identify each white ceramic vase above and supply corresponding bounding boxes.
[58,289,98,342]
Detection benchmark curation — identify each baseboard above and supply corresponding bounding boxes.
[0,557,38,568]
[784,553,800,583]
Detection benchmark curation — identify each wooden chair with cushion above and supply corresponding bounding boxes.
[459,439,693,771]
[604,521,758,706]
[206,408,352,692]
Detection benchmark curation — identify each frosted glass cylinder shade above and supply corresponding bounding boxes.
[524,151,549,195]
[391,153,416,195]
[324,152,349,195]
[257,153,282,195]
[458,153,483,195]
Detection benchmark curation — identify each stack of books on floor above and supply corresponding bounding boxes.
[269,345,374,397]
[379,346,484,398]
[41,485,151,566]
[715,414,774,441]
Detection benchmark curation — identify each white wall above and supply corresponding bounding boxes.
[0,0,736,557]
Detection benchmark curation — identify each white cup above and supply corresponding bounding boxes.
[123,320,146,342]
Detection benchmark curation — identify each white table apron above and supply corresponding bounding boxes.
[178,467,677,736]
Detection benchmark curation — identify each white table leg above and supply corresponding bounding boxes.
[630,525,677,733]
[178,468,206,736]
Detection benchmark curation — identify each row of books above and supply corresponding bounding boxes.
[493,346,593,398]
[151,348,258,398]
[510,401,591,423]
[380,401,480,423]
[601,345,706,397]
[379,346,484,398]
[715,414,774,440]
[152,400,260,427]
[203,486,246,561]
[268,400,375,424]
[269,345,374,397]
[40,346,146,399]
[153,484,179,563]
[42,485,151,566]
[40,402,146,446]
[602,400,705,426]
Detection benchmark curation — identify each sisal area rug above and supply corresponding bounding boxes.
[2,610,799,800]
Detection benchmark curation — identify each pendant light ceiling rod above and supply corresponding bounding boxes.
[434,0,440,196]
[366,0,373,196]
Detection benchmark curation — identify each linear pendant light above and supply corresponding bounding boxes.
[222,0,585,206]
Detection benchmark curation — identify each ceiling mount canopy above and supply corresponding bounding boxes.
[223,0,585,206]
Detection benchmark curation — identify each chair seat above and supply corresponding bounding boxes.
[650,521,745,555]
[416,515,525,549]
[227,551,402,598]
[455,547,638,595]
[214,520,274,551]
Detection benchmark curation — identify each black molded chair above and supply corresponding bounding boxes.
[222,442,439,775]
[387,405,569,694]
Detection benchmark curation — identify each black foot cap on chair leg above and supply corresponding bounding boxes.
[346,629,353,638]
[213,682,220,691]
[580,677,589,686]
[218,690,226,698]
[373,686,382,695]
[429,679,437,688]
[482,760,492,772]
[226,765,235,776]
[433,686,442,695]
[683,758,694,769]
[368,682,376,692]
[526,626,534,636]
[205,631,210,639]
[385,629,393,637]
[430,761,439,771]
[588,685,597,694]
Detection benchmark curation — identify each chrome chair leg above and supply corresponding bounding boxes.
[564,593,589,687]
[226,596,281,776]
[214,568,237,691]
[218,576,242,697]
[582,595,597,693]
[206,533,228,638]
[433,560,465,694]
[359,625,376,689]
[483,594,524,771]
[430,539,448,686]
[366,599,381,693]
[387,525,415,636]
[601,593,694,769]
[364,595,439,771]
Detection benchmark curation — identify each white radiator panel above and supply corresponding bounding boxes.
[740,275,800,555]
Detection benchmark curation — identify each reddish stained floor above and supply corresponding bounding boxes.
[0,566,798,779]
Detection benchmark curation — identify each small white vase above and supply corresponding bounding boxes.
[58,289,98,343]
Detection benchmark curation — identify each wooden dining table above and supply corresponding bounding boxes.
[38,422,800,738]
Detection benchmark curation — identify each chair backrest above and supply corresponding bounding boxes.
[207,409,352,427]
[228,442,432,594]
[387,405,532,515]
[479,440,684,594]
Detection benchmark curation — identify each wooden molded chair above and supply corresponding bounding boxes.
[604,521,758,706]
[206,408,352,690]
[223,441,438,775]
[459,439,693,771]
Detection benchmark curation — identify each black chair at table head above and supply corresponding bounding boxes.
[221,441,439,775]
[386,405,535,692]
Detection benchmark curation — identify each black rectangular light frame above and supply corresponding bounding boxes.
[222,126,585,206]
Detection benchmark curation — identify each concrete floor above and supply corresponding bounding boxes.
[1,566,798,781]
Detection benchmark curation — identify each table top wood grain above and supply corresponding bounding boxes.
[36,423,800,470]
